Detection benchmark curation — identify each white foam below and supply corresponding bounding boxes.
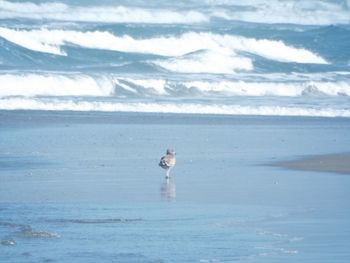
[1,73,350,98]
[0,0,67,13]
[0,73,114,97]
[212,34,327,64]
[0,28,328,64]
[208,0,350,25]
[0,27,64,55]
[0,97,349,117]
[0,0,207,24]
[181,80,350,97]
[154,50,253,74]
[0,0,348,25]
[123,79,168,95]
[118,77,350,97]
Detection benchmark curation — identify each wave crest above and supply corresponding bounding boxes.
[1,97,349,117]
[1,73,349,98]
[0,73,114,97]
[0,0,349,25]
[0,0,207,24]
[0,28,328,66]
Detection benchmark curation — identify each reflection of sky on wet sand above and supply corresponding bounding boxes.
[160,178,176,201]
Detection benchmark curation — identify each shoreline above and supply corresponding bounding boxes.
[1,109,350,124]
[272,153,350,175]
[0,110,349,134]
[2,110,350,178]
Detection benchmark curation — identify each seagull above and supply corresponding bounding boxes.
[159,149,176,178]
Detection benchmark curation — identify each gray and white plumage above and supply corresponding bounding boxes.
[159,149,176,178]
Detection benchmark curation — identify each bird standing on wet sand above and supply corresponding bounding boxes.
[159,149,176,178]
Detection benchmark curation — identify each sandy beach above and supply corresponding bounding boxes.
[274,153,350,175]
[1,110,350,262]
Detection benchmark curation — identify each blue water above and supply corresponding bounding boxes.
[1,112,350,262]
[1,1,350,262]
[0,203,304,262]
[0,0,349,116]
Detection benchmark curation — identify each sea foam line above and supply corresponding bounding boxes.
[1,73,349,98]
[0,0,349,25]
[0,73,114,97]
[0,28,328,65]
[210,0,350,25]
[0,0,207,24]
[0,98,349,118]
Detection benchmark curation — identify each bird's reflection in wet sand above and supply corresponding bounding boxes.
[160,178,176,201]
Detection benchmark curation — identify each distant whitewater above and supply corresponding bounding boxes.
[0,0,349,117]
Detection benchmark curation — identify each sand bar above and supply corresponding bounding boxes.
[275,153,350,175]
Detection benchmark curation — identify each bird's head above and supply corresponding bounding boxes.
[166,148,176,155]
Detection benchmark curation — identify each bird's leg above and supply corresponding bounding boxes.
[165,168,171,179]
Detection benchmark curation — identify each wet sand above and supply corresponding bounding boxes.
[1,110,350,262]
[274,153,350,175]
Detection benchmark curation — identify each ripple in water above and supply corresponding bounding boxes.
[50,218,142,224]
[17,227,60,238]
[1,239,16,246]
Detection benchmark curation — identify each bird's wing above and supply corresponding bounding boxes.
[159,155,176,167]
[159,156,166,166]
[165,155,176,166]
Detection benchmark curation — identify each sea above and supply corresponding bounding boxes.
[1,1,350,263]
[0,0,349,116]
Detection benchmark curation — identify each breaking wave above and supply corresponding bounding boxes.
[154,50,253,74]
[210,0,350,25]
[1,73,349,98]
[0,0,349,25]
[0,0,207,24]
[0,73,114,97]
[0,0,348,118]
[0,28,328,66]
[1,97,349,118]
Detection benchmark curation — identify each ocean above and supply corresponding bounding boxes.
[1,1,350,263]
[0,0,349,117]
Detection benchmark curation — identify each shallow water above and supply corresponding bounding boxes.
[0,203,317,263]
[1,112,350,262]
